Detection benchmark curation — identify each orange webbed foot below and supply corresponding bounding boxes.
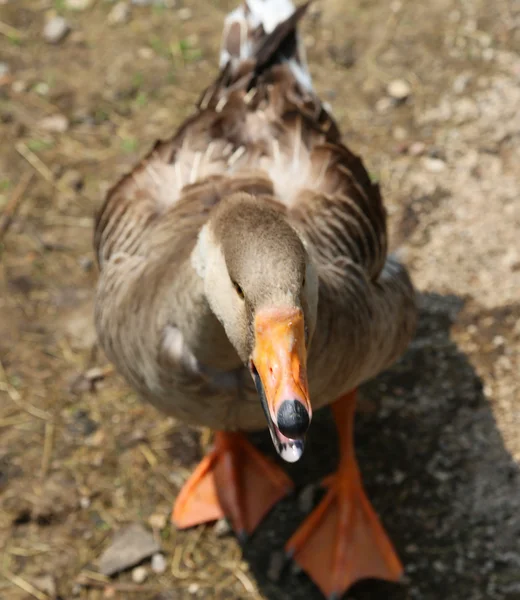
[285,390,403,599]
[172,431,293,538]
[285,472,402,598]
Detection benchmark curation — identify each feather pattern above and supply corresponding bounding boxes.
[93,0,416,431]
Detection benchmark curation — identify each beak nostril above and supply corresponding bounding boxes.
[276,399,310,438]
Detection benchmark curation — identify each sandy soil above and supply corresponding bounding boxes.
[0,0,519,599]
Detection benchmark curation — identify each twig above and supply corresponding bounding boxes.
[2,570,50,600]
[40,421,55,478]
[0,358,52,421]
[138,442,158,467]
[232,568,257,595]
[0,172,34,240]
[15,142,55,185]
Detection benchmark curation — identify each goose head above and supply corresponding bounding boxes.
[193,193,319,462]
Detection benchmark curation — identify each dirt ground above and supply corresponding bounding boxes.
[1,0,519,599]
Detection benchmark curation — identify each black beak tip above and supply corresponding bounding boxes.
[276,399,310,438]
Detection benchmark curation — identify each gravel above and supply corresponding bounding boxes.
[108,1,131,25]
[43,16,70,44]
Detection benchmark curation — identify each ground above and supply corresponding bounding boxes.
[0,0,519,599]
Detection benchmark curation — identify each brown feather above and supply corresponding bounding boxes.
[93,2,416,432]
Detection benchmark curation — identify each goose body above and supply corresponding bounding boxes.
[94,7,415,434]
[94,1,417,595]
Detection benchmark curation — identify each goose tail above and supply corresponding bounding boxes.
[220,0,313,91]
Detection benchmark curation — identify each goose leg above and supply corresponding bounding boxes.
[285,390,403,599]
[172,431,293,539]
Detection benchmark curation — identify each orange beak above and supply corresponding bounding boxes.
[250,307,312,463]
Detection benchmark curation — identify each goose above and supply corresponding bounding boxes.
[94,0,417,597]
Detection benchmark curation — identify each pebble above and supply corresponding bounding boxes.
[213,518,232,537]
[131,566,148,583]
[267,550,286,582]
[108,2,130,25]
[422,157,446,173]
[98,523,161,576]
[375,97,394,113]
[453,72,471,94]
[131,0,172,5]
[0,62,9,78]
[12,80,27,93]
[39,114,69,133]
[387,78,411,101]
[148,512,167,531]
[188,583,199,594]
[409,141,426,156]
[393,126,408,141]
[151,552,167,574]
[79,496,91,509]
[43,16,70,44]
[178,7,192,20]
[34,82,50,96]
[297,483,318,514]
[138,47,154,59]
[482,48,494,62]
[66,0,93,9]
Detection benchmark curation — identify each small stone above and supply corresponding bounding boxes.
[34,82,50,96]
[137,47,153,59]
[131,566,148,583]
[387,79,411,101]
[39,114,69,133]
[375,97,394,113]
[297,483,318,514]
[409,141,426,156]
[433,560,446,572]
[493,335,505,347]
[66,0,93,9]
[108,2,130,25]
[188,583,199,594]
[482,48,494,61]
[267,551,286,582]
[178,7,192,20]
[98,523,161,576]
[43,16,70,44]
[0,63,10,78]
[79,496,91,509]
[393,470,406,484]
[213,518,232,537]
[392,126,408,141]
[151,553,167,574]
[12,80,27,93]
[453,72,471,94]
[422,157,446,173]
[148,512,167,531]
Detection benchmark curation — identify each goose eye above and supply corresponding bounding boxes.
[232,281,244,300]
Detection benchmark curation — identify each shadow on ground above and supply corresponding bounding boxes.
[233,292,520,600]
